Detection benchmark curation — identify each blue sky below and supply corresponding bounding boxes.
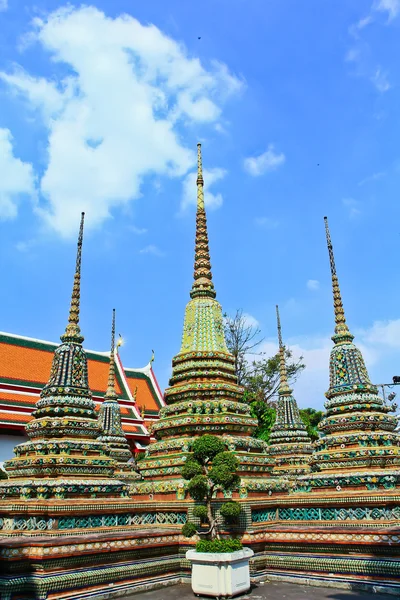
[1,0,400,410]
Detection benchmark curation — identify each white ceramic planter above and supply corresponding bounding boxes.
[186,547,254,598]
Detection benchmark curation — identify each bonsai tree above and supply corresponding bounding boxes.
[181,435,242,547]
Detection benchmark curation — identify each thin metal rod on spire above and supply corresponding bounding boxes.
[324,216,352,341]
[276,305,291,394]
[106,308,117,399]
[62,212,85,342]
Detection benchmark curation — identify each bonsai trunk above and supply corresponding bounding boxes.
[206,494,219,540]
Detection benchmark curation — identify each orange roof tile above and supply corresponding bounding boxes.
[0,333,161,442]
[87,358,123,395]
[0,341,53,387]
[0,411,32,424]
[0,391,38,407]
[125,375,161,413]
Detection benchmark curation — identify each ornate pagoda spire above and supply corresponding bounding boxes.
[269,306,312,476]
[98,310,137,474]
[324,216,354,345]
[276,304,292,396]
[106,308,118,400]
[61,212,85,344]
[190,143,216,300]
[294,217,400,493]
[136,144,280,498]
[1,215,128,501]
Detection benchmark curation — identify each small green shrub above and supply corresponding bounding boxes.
[182,522,197,538]
[196,538,242,553]
[182,459,202,480]
[187,475,208,502]
[180,435,241,542]
[220,501,241,522]
[193,505,208,521]
[192,435,225,462]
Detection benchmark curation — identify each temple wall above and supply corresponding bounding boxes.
[1,518,400,599]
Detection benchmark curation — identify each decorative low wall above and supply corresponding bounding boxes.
[1,494,400,599]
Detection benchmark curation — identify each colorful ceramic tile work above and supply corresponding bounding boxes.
[0,331,162,449]
[269,305,312,476]
[293,218,400,494]
[97,310,140,482]
[135,145,285,498]
[0,214,128,503]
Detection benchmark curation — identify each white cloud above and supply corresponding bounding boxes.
[130,225,148,235]
[0,0,7,12]
[349,15,373,38]
[360,318,400,348]
[243,145,285,177]
[342,197,361,218]
[371,67,391,92]
[0,6,242,237]
[139,244,165,257]
[374,0,400,21]
[0,128,36,219]
[358,171,385,186]
[254,217,279,229]
[181,167,226,211]
[242,313,260,329]
[307,279,320,291]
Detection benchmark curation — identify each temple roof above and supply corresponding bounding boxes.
[0,331,164,445]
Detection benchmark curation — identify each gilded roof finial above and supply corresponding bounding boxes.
[105,309,118,400]
[276,305,292,395]
[324,217,354,343]
[190,143,216,300]
[61,212,85,343]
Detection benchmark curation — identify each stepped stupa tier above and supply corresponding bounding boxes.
[269,305,312,476]
[0,214,128,501]
[97,309,140,481]
[135,145,283,499]
[295,217,400,494]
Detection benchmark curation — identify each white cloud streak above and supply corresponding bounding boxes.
[307,279,320,291]
[0,6,242,237]
[374,0,400,21]
[0,129,36,219]
[244,145,285,177]
[139,244,165,257]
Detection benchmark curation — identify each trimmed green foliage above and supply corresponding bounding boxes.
[212,451,239,471]
[220,501,241,522]
[196,538,242,553]
[187,475,208,502]
[182,522,198,538]
[193,505,208,520]
[192,435,225,462]
[182,459,202,480]
[181,435,241,544]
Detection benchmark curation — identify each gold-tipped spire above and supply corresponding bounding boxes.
[276,305,292,395]
[190,143,216,299]
[105,309,118,400]
[324,217,354,343]
[61,212,85,343]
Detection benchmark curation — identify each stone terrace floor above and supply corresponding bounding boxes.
[128,581,393,599]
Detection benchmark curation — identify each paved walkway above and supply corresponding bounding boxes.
[128,581,393,599]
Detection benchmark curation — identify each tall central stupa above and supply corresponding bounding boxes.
[135,144,283,499]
